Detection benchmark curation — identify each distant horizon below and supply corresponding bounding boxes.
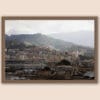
[5,20,94,48]
[6,29,93,35]
[5,30,94,48]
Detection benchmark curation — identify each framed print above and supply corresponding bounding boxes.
[2,16,98,83]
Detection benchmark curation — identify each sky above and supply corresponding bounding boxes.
[5,20,94,34]
[5,20,94,47]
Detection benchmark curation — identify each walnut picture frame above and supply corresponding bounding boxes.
[1,16,98,83]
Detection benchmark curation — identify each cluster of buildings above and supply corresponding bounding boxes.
[5,45,95,80]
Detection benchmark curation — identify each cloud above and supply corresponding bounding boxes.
[5,20,94,35]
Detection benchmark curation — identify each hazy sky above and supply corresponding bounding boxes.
[5,20,94,47]
[5,20,94,35]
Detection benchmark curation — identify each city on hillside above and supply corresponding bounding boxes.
[5,34,95,80]
[4,19,95,80]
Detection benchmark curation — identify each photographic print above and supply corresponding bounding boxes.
[2,16,98,83]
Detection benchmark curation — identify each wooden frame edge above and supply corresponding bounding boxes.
[1,16,98,84]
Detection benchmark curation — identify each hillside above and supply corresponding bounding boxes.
[5,33,94,52]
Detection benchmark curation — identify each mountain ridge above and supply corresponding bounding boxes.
[49,31,94,48]
[5,33,94,52]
